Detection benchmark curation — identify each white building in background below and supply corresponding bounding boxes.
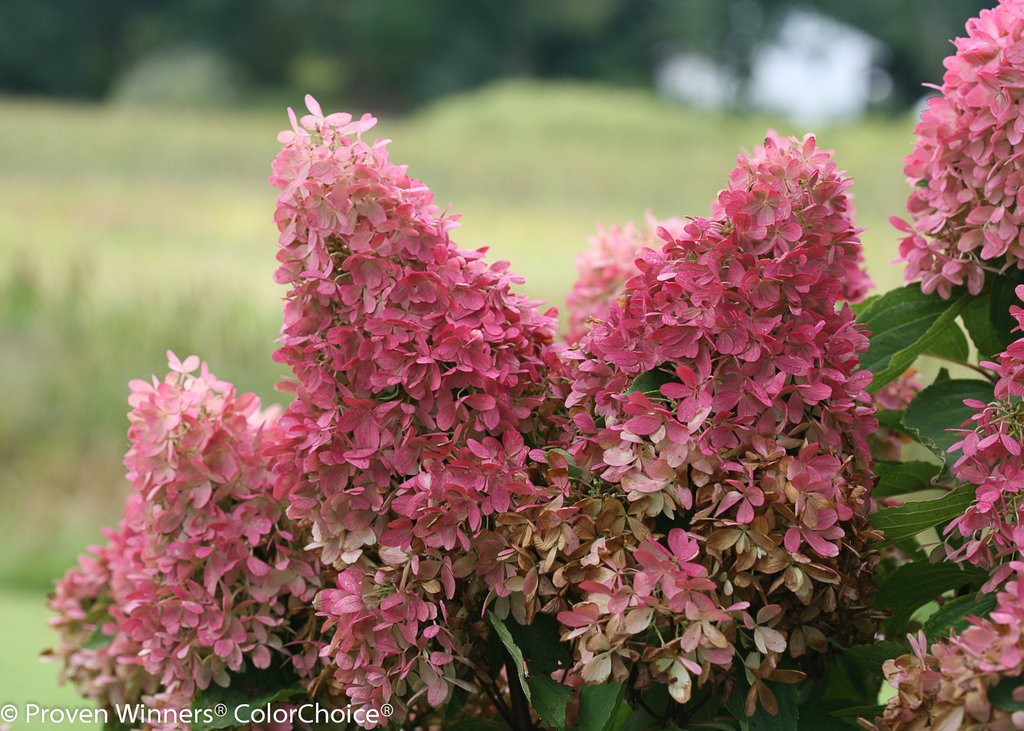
[656,9,892,124]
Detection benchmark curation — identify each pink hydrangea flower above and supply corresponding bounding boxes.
[945,285,1024,582]
[488,132,880,712]
[896,0,1024,298]
[565,214,687,343]
[49,353,321,729]
[267,96,562,718]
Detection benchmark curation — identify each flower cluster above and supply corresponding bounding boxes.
[564,214,686,343]
[47,512,159,711]
[266,97,561,717]
[48,353,320,728]
[895,0,1024,298]
[50,97,892,726]
[487,133,880,709]
[944,285,1024,585]
[863,562,1024,731]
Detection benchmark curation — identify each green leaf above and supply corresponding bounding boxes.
[902,379,995,461]
[923,591,998,642]
[619,683,670,731]
[850,293,881,317]
[487,611,531,704]
[829,705,887,722]
[962,292,1006,361]
[842,641,909,673]
[875,409,909,435]
[491,613,575,728]
[924,320,969,361]
[868,482,977,544]
[527,674,572,729]
[82,623,115,650]
[578,680,627,731]
[504,611,573,677]
[624,367,675,396]
[191,663,305,730]
[873,561,987,635]
[873,460,942,498]
[990,675,1024,712]
[547,448,584,481]
[857,287,970,393]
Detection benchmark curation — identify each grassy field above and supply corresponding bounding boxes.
[0,80,919,718]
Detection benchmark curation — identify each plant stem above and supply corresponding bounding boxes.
[504,650,535,731]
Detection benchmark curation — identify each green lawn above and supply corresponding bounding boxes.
[0,80,921,713]
[0,589,100,729]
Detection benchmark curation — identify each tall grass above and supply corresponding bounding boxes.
[0,81,919,594]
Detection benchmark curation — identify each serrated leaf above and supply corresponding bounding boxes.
[191,663,304,730]
[902,379,995,462]
[578,680,627,731]
[923,591,998,642]
[873,460,942,498]
[842,641,909,673]
[873,561,987,635]
[857,287,970,393]
[527,674,572,729]
[869,482,976,544]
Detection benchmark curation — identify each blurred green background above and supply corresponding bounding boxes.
[0,0,997,726]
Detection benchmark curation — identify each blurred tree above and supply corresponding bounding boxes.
[0,0,999,111]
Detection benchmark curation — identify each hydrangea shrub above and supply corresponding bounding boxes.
[48,2,1024,727]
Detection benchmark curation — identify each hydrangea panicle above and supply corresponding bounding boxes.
[944,285,1024,584]
[49,353,321,729]
[267,95,562,718]
[485,131,880,715]
[896,0,1024,297]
